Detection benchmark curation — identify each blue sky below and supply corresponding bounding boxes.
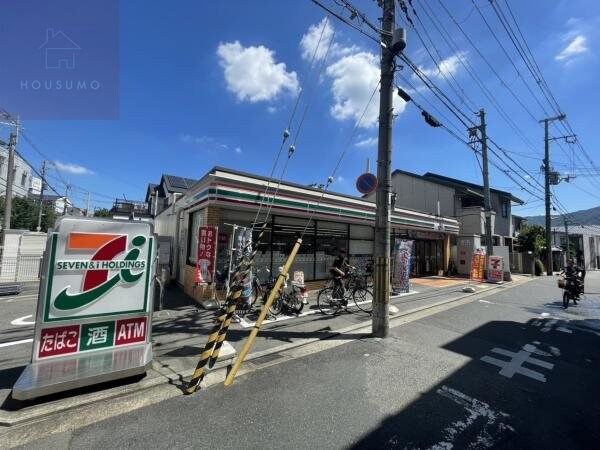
[2,0,600,216]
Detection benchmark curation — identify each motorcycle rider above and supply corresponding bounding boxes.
[563,259,582,304]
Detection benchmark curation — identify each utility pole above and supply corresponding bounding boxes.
[478,109,494,268]
[564,216,570,263]
[2,123,18,231]
[540,114,566,276]
[63,183,71,215]
[36,161,46,232]
[86,192,91,217]
[373,0,395,338]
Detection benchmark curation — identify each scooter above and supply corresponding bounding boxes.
[559,269,585,308]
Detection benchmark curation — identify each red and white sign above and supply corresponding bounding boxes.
[196,226,218,283]
[38,325,80,358]
[488,256,504,283]
[115,317,147,346]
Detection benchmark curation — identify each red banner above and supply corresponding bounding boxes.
[470,249,486,282]
[196,226,218,283]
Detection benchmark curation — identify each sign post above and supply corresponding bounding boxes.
[13,217,156,400]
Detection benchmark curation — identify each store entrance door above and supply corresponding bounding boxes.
[411,240,443,277]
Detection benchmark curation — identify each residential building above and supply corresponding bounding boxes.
[153,166,460,304]
[365,170,524,277]
[551,225,600,270]
[28,193,71,215]
[146,174,198,217]
[0,141,42,199]
[109,199,153,222]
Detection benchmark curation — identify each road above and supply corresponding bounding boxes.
[7,273,599,449]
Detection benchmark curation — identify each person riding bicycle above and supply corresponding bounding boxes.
[329,249,355,300]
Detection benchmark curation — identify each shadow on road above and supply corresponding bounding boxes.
[350,318,600,449]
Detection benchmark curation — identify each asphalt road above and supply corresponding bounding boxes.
[12,273,600,449]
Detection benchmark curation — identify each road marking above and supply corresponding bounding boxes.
[10,314,36,326]
[5,294,39,303]
[481,345,554,382]
[0,338,33,348]
[478,299,493,304]
[425,386,515,449]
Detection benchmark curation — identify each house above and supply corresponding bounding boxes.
[109,199,153,222]
[38,29,81,70]
[551,225,600,270]
[145,174,198,217]
[364,170,524,276]
[1,141,42,199]
[28,193,71,215]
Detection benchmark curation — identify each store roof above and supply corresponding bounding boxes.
[422,172,525,204]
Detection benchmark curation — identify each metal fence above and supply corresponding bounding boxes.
[0,254,43,282]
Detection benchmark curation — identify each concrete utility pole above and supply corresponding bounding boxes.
[478,109,494,266]
[86,192,91,217]
[63,183,71,215]
[373,0,395,338]
[3,128,18,231]
[541,114,566,276]
[564,216,570,262]
[36,161,47,232]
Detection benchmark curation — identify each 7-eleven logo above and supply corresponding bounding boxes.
[53,232,147,311]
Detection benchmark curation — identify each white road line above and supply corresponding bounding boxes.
[478,299,493,304]
[0,338,33,348]
[5,294,39,303]
[11,314,36,326]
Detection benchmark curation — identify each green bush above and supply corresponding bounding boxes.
[534,259,545,276]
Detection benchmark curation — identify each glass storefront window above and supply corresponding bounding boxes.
[187,210,203,265]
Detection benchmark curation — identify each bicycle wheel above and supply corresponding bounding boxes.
[267,292,283,316]
[317,287,342,315]
[251,283,263,308]
[353,287,373,313]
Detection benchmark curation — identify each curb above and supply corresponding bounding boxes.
[0,276,533,428]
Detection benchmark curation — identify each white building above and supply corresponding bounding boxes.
[0,141,42,198]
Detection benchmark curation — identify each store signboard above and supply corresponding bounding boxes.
[470,248,486,282]
[13,217,156,400]
[488,255,504,283]
[392,239,414,293]
[196,226,218,284]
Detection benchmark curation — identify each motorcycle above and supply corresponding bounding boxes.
[559,269,585,308]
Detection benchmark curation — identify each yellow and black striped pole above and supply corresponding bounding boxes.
[185,222,269,393]
[207,222,270,368]
[224,238,302,387]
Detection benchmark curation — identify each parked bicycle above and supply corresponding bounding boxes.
[317,267,373,315]
[268,271,307,316]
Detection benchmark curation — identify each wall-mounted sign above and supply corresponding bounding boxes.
[13,217,156,400]
[356,172,378,195]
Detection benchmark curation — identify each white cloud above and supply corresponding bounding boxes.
[267,106,277,114]
[53,161,93,175]
[555,34,588,62]
[217,41,299,102]
[420,52,467,79]
[337,176,344,183]
[180,134,241,154]
[326,52,406,128]
[299,18,358,62]
[235,147,242,154]
[355,136,378,148]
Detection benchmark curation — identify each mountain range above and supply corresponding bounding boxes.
[525,205,600,227]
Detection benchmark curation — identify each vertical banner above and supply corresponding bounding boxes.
[470,248,486,282]
[392,239,414,293]
[488,255,504,283]
[196,226,218,283]
[233,227,253,302]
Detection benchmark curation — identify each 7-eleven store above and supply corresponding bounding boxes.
[154,167,460,302]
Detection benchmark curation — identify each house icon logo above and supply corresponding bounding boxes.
[39,28,81,70]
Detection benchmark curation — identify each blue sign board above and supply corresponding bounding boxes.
[356,173,378,195]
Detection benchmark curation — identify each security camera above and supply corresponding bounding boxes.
[391,28,407,55]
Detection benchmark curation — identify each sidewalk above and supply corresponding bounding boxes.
[0,275,532,427]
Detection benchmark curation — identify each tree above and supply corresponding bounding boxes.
[517,224,546,258]
[93,208,113,218]
[0,196,56,232]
